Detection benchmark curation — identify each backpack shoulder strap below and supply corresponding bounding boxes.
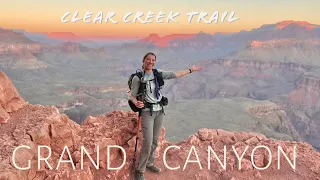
[152,69,164,86]
[135,71,143,80]
[128,71,143,89]
[136,71,146,96]
[152,69,160,75]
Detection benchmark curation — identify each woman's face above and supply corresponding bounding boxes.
[144,54,156,70]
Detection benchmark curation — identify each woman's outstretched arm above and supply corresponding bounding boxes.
[175,65,203,78]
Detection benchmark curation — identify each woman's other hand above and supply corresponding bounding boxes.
[191,65,203,72]
[135,100,144,108]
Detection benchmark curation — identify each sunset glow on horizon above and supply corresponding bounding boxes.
[1,0,319,37]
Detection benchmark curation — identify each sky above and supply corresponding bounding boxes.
[1,0,319,37]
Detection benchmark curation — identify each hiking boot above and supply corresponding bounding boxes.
[136,171,144,180]
[146,165,161,173]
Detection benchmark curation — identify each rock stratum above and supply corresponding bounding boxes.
[0,71,320,180]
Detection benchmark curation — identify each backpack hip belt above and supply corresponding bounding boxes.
[144,101,165,116]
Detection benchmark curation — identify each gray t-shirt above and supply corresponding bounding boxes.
[130,69,176,111]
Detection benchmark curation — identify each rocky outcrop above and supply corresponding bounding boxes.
[0,71,26,123]
[0,103,155,179]
[161,128,320,180]
[0,104,86,179]
[0,105,319,179]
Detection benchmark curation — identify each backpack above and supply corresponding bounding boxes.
[127,69,164,112]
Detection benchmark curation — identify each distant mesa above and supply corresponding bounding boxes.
[47,32,80,40]
[276,20,317,30]
[140,33,160,43]
[139,33,195,47]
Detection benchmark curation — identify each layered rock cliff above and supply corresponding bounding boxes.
[0,43,42,55]
[0,29,108,69]
[245,102,301,141]
[162,58,320,150]
[0,29,47,69]
[226,38,320,66]
[0,29,34,44]
[0,28,106,56]
[0,71,27,123]
[289,76,320,108]
[164,58,311,101]
[285,75,320,150]
[0,42,48,69]
[249,39,320,50]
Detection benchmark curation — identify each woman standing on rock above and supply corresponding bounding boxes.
[129,52,202,180]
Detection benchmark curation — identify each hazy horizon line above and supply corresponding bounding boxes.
[1,19,319,38]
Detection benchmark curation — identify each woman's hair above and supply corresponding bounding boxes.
[142,52,156,70]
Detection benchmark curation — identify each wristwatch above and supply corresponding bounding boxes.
[189,69,192,73]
